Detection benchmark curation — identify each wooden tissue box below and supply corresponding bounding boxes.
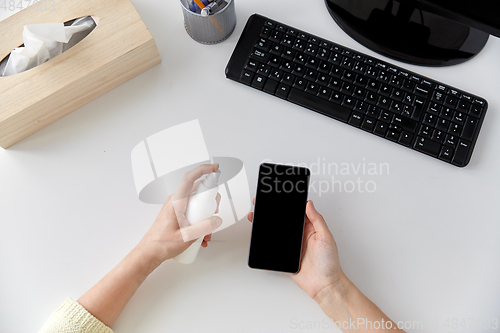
[0,0,161,148]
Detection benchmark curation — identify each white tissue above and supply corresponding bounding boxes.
[0,16,95,77]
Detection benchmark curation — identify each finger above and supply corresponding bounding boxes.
[247,212,253,222]
[191,180,202,194]
[180,216,223,242]
[202,240,208,247]
[253,198,255,205]
[174,164,219,200]
[204,234,212,242]
[305,201,331,234]
[215,192,221,214]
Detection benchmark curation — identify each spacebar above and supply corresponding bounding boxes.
[287,88,351,122]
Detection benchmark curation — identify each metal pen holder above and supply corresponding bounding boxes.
[180,0,236,44]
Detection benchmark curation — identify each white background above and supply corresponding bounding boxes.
[1,0,499,332]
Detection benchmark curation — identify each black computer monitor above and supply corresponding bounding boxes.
[325,0,500,66]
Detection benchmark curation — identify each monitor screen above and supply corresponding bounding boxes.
[398,0,500,37]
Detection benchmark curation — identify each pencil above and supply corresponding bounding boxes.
[192,0,225,35]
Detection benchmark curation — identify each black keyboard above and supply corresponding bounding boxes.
[225,14,488,167]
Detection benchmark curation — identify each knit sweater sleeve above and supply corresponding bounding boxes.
[38,298,114,333]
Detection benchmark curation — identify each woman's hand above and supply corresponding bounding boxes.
[248,200,345,302]
[137,163,223,268]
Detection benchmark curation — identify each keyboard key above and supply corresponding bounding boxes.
[452,111,466,125]
[318,87,331,100]
[402,105,413,118]
[431,130,445,143]
[448,123,463,136]
[294,52,306,64]
[306,57,319,69]
[264,79,279,94]
[439,146,454,162]
[292,64,305,75]
[439,107,453,120]
[268,55,281,67]
[328,52,341,65]
[304,69,318,81]
[252,74,267,90]
[282,48,295,60]
[354,100,368,112]
[354,74,368,87]
[365,105,380,117]
[316,74,329,85]
[250,48,270,62]
[342,96,356,109]
[240,70,254,85]
[353,87,366,99]
[419,125,432,138]
[365,92,378,105]
[469,104,482,118]
[414,85,430,97]
[256,38,271,51]
[328,78,341,90]
[391,89,404,101]
[330,92,343,104]
[431,91,445,103]
[269,69,284,81]
[461,117,478,141]
[402,79,415,93]
[423,113,437,126]
[414,137,441,157]
[340,82,354,95]
[269,30,283,43]
[376,96,391,109]
[444,95,458,108]
[398,131,413,146]
[386,130,400,141]
[261,26,271,38]
[452,140,471,166]
[318,61,331,74]
[245,60,259,72]
[288,88,350,122]
[348,112,364,127]
[276,84,291,99]
[411,98,426,121]
[436,118,449,132]
[426,102,440,115]
[281,73,295,86]
[378,111,393,122]
[444,135,457,148]
[392,116,417,132]
[374,121,389,136]
[457,100,470,113]
[293,78,307,90]
[305,82,319,95]
[389,101,403,114]
[361,117,376,132]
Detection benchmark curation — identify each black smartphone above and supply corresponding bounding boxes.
[248,163,310,273]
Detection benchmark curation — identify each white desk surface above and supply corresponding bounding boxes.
[1,1,499,332]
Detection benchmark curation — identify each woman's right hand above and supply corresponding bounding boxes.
[247,200,345,303]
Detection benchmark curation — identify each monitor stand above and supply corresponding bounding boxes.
[325,0,489,66]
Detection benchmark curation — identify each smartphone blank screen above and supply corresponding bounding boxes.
[248,163,310,273]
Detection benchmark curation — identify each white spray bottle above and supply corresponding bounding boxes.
[174,170,221,264]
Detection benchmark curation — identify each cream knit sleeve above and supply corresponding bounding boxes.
[38,298,114,333]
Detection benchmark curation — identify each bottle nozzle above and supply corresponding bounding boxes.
[203,170,220,188]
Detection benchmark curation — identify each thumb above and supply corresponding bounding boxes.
[180,216,223,242]
[305,201,331,235]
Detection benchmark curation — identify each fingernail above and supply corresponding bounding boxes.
[212,163,219,172]
[216,217,223,227]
